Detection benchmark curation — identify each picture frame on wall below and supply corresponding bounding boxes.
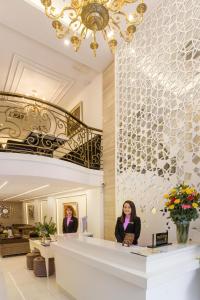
[63,202,79,218]
[67,102,83,136]
[71,102,83,121]
[27,204,34,220]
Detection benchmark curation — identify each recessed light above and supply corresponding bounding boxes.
[3,184,49,201]
[64,39,70,46]
[21,187,84,201]
[0,181,8,191]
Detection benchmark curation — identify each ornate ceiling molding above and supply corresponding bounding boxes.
[4,53,74,104]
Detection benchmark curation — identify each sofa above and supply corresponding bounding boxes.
[12,224,35,238]
[0,237,30,257]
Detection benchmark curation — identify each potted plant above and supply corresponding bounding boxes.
[163,183,200,243]
[35,216,57,244]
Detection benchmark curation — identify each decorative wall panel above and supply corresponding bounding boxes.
[116,0,200,242]
[103,63,116,240]
[0,202,23,226]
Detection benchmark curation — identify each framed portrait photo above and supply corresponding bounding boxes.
[63,202,79,218]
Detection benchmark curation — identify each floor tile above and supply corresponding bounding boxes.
[0,255,72,300]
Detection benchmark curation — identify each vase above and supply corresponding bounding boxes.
[176,221,190,243]
[41,235,46,244]
[50,234,57,242]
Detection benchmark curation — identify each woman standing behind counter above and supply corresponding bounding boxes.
[115,200,141,245]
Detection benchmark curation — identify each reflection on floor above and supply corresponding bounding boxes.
[0,255,71,300]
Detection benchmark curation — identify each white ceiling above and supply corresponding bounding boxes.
[4,53,74,104]
[0,0,160,106]
[0,175,91,202]
[0,0,160,201]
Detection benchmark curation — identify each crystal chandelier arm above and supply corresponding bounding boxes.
[102,29,108,42]
[106,0,137,12]
[130,11,144,25]
[43,4,74,20]
[71,0,82,10]
[90,31,99,56]
[80,27,87,40]
[124,0,137,3]
[109,0,138,7]
[110,17,134,42]
[110,17,129,41]
[68,18,80,32]
[55,26,69,39]
[73,21,83,34]
[111,10,128,24]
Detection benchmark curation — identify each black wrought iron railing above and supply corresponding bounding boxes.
[0,92,103,170]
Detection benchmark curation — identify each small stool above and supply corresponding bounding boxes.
[26,252,40,270]
[33,256,55,277]
[32,247,40,255]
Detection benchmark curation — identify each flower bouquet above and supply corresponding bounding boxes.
[35,216,57,244]
[163,183,200,243]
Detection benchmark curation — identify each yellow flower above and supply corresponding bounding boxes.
[169,205,175,210]
[165,202,170,207]
[192,203,198,208]
[185,188,193,195]
[170,188,176,195]
[164,194,169,199]
[174,199,181,204]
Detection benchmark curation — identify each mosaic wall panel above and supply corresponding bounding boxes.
[116,0,200,242]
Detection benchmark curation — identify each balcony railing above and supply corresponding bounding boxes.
[0,92,103,170]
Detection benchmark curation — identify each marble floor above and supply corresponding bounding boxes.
[0,255,71,300]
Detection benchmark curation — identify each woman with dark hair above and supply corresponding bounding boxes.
[115,200,141,245]
[63,205,78,233]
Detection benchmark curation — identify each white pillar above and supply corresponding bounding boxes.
[47,197,57,223]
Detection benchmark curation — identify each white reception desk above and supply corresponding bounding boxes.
[52,235,200,300]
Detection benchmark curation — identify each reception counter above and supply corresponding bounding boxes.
[52,235,200,300]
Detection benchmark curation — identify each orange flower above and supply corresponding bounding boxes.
[174,199,181,204]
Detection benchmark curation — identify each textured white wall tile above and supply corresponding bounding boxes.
[116,0,200,244]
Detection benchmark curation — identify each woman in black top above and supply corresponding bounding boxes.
[63,205,78,233]
[115,200,141,245]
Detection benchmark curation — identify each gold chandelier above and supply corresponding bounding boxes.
[41,0,147,56]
